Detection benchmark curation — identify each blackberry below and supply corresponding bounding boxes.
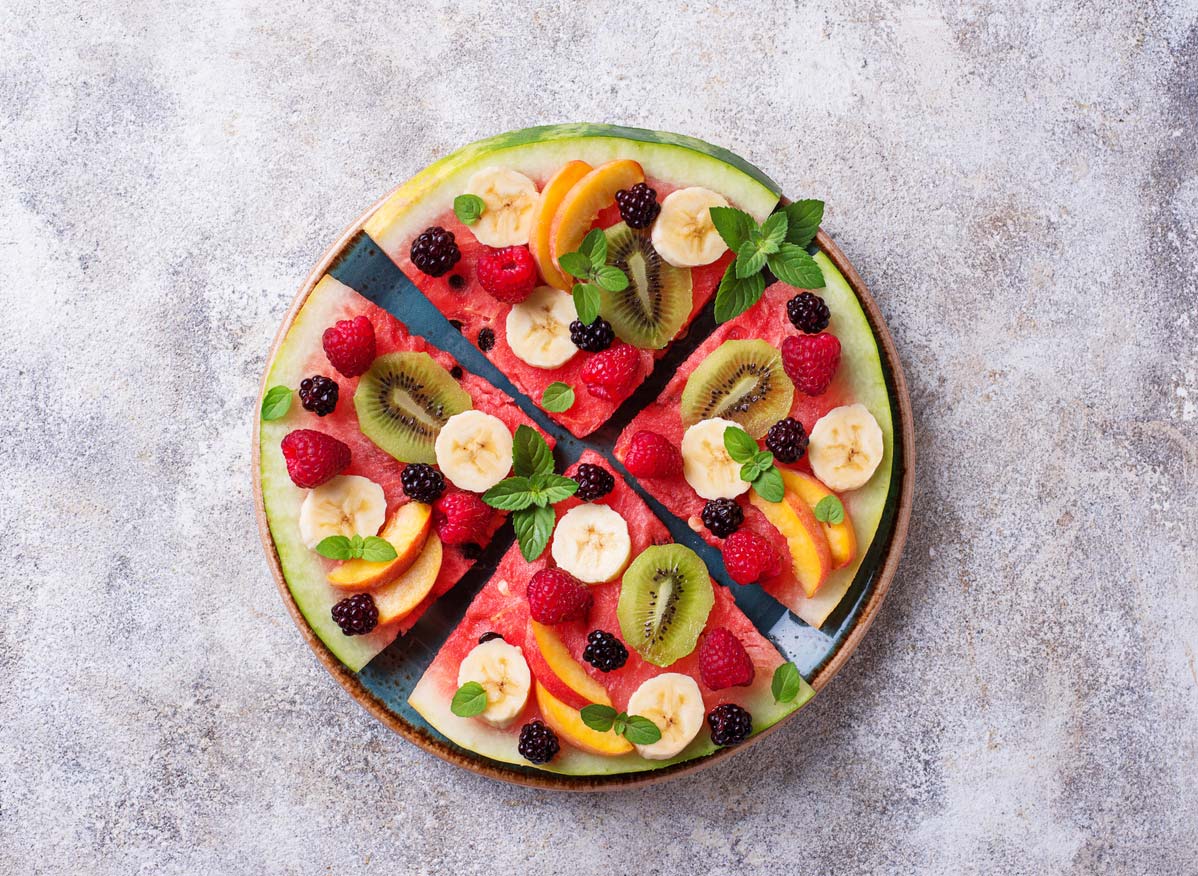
[765,418,808,464]
[573,463,615,502]
[448,273,466,290]
[569,317,616,353]
[615,183,661,229]
[517,719,560,764]
[298,375,338,416]
[707,703,752,746]
[401,463,445,503]
[582,630,628,672]
[450,365,463,380]
[701,498,744,539]
[477,327,496,352]
[331,593,378,636]
[786,292,830,334]
[478,631,504,644]
[410,226,461,277]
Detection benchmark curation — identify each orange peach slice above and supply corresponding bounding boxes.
[526,620,612,710]
[749,491,832,598]
[549,159,645,276]
[535,682,633,757]
[326,502,432,590]
[779,469,857,569]
[373,533,442,625]
[529,160,592,290]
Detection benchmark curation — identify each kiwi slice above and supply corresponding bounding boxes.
[354,352,472,464]
[680,339,795,438]
[600,223,693,349]
[617,544,714,667]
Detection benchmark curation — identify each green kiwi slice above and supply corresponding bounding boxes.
[600,223,693,349]
[617,544,714,667]
[353,352,472,464]
[680,339,795,438]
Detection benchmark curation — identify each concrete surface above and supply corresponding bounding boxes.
[2,0,1196,873]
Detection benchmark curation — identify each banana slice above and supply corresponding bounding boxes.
[681,417,751,500]
[626,673,705,760]
[298,475,386,549]
[457,638,531,728]
[464,167,539,247]
[808,403,884,491]
[505,286,579,369]
[434,409,514,492]
[550,504,631,584]
[651,187,730,268]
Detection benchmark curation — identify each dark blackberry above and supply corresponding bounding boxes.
[477,327,495,352]
[401,463,445,503]
[331,593,378,636]
[615,183,661,229]
[786,292,830,334]
[478,631,504,644]
[450,365,464,380]
[410,226,461,277]
[701,498,744,539]
[448,273,466,290]
[298,375,338,417]
[707,703,752,746]
[460,542,483,561]
[517,719,560,764]
[573,463,615,502]
[582,630,628,672]
[765,418,808,464]
[569,317,615,353]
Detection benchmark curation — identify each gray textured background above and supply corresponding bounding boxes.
[2,1,1196,873]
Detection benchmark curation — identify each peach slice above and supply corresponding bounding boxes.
[327,502,432,590]
[549,159,646,276]
[749,491,832,598]
[525,620,612,710]
[535,682,633,757]
[373,533,443,625]
[779,469,857,569]
[529,160,592,290]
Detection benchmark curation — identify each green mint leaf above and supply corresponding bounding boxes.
[623,715,663,745]
[772,662,802,704]
[573,284,601,325]
[735,240,769,279]
[723,425,759,464]
[360,536,398,562]
[451,681,488,717]
[612,714,627,737]
[581,227,607,268]
[767,244,824,289]
[482,477,537,511]
[740,461,764,483]
[348,534,365,558]
[593,265,628,292]
[513,504,554,561]
[542,382,575,413]
[713,262,766,323]
[753,465,785,503]
[708,206,756,251]
[783,199,824,247]
[512,424,553,478]
[558,251,593,280]
[759,211,788,252]
[753,449,774,468]
[261,385,292,421]
[314,535,354,560]
[453,193,485,226]
[580,704,617,732]
[531,473,579,505]
[814,495,845,525]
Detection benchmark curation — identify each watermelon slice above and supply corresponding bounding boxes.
[408,450,813,775]
[614,255,895,628]
[259,275,552,671]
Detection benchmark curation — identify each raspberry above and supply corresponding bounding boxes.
[298,375,338,417]
[477,246,537,303]
[701,498,744,539]
[526,568,592,625]
[782,332,841,396]
[765,417,808,463]
[322,316,376,378]
[786,292,831,334]
[623,430,683,478]
[477,327,496,352]
[722,531,783,585]
[478,631,504,644]
[707,703,753,746]
[410,226,461,277]
[573,463,615,502]
[581,342,640,401]
[331,593,378,636]
[615,183,661,229]
[518,719,560,764]
[400,463,445,503]
[697,627,755,690]
[434,492,492,545]
[280,429,351,488]
[582,630,629,672]
[569,317,615,353]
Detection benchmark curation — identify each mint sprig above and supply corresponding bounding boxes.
[559,228,628,325]
[451,681,488,717]
[579,704,663,745]
[482,425,577,560]
[314,534,398,562]
[542,382,575,413]
[814,495,845,524]
[771,662,802,704]
[723,425,785,502]
[453,194,485,226]
[261,385,292,421]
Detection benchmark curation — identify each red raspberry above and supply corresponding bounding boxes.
[280,429,351,488]
[322,316,376,378]
[698,627,755,690]
[526,568,592,625]
[722,531,783,585]
[581,342,640,402]
[623,430,683,478]
[433,492,492,546]
[477,246,537,303]
[781,332,841,396]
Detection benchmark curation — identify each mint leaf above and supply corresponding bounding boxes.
[772,662,802,703]
[740,461,765,483]
[759,211,788,251]
[752,465,785,503]
[573,284,601,325]
[580,704,617,732]
[753,449,774,468]
[814,495,845,525]
[360,536,398,563]
[713,262,766,323]
[261,385,292,421]
[512,424,553,478]
[314,535,354,560]
[513,504,554,561]
[593,265,628,292]
[612,714,627,736]
[783,200,824,247]
[723,425,759,463]
[542,382,575,413]
[735,241,769,279]
[530,473,579,505]
[623,715,663,745]
[558,251,593,280]
[453,193,485,226]
[708,206,755,251]
[451,681,488,717]
[581,227,607,268]
[348,534,365,558]
[482,477,537,511]
[767,244,824,289]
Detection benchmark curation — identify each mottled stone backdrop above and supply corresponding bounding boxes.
[1,0,1195,873]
